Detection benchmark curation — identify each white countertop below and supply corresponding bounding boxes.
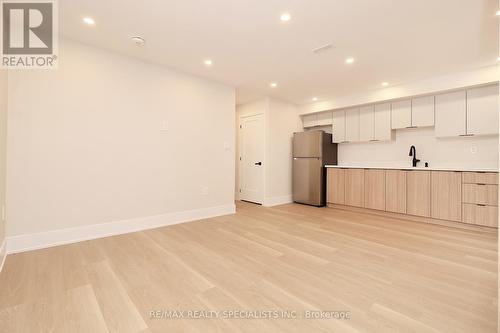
[325,165,498,172]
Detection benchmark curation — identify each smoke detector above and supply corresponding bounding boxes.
[130,36,145,47]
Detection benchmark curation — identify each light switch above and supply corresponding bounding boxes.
[223,142,230,151]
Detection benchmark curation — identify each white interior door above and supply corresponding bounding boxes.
[239,114,264,204]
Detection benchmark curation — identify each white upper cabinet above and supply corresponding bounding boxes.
[302,112,332,128]
[435,90,467,138]
[374,103,392,141]
[411,95,435,127]
[302,114,318,128]
[345,108,360,142]
[466,85,499,136]
[359,105,375,142]
[391,99,412,129]
[332,110,346,143]
[316,112,333,126]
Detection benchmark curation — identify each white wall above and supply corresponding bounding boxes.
[337,127,498,170]
[6,39,236,238]
[235,98,299,206]
[0,70,6,261]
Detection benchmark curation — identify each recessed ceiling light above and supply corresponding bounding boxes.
[83,17,95,25]
[497,56,500,61]
[312,97,318,102]
[204,59,213,66]
[130,36,145,46]
[496,10,500,16]
[280,12,291,22]
[345,57,355,64]
[270,82,278,88]
[381,82,389,87]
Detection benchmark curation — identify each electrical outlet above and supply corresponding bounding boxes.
[470,146,477,154]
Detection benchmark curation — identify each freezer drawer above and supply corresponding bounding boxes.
[293,157,324,206]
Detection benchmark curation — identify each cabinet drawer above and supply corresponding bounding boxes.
[462,172,498,185]
[462,204,498,227]
[462,184,498,206]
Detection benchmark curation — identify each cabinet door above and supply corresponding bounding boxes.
[406,171,431,217]
[412,95,435,127]
[345,108,360,142]
[327,168,345,205]
[332,110,346,143]
[364,169,385,210]
[391,99,411,129]
[435,90,466,137]
[317,112,333,126]
[302,114,318,128]
[386,170,406,214]
[359,105,374,142]
[345,169,364,207]
[374,103,392,141]
[431,171,462,222]
[467,85,499,136]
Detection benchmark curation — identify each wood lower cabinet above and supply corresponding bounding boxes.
[406,171,431,217]
[364,169,385,210]
[462,204,498,227]
[462,184,498,206]
[327,168,345,205]
[431,171,462,222]
[326,167,498,228]
[345,169,364,207]
[385,170,406,214]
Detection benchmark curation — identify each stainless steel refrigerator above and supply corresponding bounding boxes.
[292,131,338,207]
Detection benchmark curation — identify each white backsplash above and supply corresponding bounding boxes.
[336,127,498,170]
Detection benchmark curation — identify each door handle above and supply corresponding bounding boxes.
[255,162,262,166]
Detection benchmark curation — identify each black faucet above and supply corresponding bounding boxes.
[409,145,420,167]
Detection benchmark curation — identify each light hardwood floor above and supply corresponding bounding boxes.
[0,202,497,332]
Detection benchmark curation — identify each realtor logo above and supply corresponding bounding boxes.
[1,0,58,68]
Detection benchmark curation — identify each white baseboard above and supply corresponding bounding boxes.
[0,239,6,273]
[263,195,293,207]
[6,204,236,254]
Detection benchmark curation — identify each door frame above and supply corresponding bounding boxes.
[238,112,266,204]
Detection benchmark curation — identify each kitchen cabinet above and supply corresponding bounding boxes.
[466,85,499,136]
[392,97,434,129]
[359,105,375,142]
[332,110,346,143]
[462,172,498,185]
[345,169,364,207]
[406,171,431,217]
[463,184,498,206]
[462,171,498,227]
[411,95,435,127]
[462,204,498,227]
[302,114,318,128]
[431,171,462,222]
[364,169,386,210]
[374,103,392,141]
[345,108,360,142]
[391,99,412,129]
[327,168,345,205]
[435,90,467,137]
[385,170,406,214]
[316,112,333,126]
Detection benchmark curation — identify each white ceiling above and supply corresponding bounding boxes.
[60,0,499,105]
